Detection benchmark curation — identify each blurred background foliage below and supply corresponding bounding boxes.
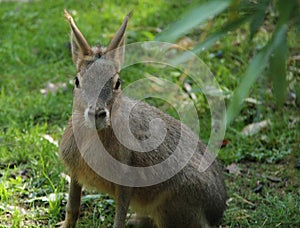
[156,0,300,125]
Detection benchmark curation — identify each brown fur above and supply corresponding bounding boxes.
[60,10,227,228]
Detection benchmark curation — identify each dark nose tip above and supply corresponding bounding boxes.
[88,107,106,119]
[96,108,107,119]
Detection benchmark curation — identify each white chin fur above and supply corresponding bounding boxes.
[84,108,95,129]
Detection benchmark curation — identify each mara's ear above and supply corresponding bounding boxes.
[64,9,92,69]
[106,11,132,70]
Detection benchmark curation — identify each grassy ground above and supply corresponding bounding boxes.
[0,0,299,227]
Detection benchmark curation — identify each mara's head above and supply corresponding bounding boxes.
[64,10,130,130]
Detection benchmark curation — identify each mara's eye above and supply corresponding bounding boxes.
[114,78,121,90]
[74,76,80,88]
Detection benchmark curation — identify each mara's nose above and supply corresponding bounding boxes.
[88,107,107,119]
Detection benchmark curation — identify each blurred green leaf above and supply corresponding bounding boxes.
[171,15,248,65]
[155,0,299,126]
[249,0,269,40]
[155,0,231,42]
[277,0,297,24]
[226,24,288,125]
[226,48,269,126]
[295,83,300,106]
[268,27,288,106]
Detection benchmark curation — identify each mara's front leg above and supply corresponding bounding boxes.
[61,178,82,228]
[113,186,132,228]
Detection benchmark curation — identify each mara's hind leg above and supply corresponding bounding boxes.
[153,203,212,228]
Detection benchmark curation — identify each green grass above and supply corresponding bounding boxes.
[0,0,299,227]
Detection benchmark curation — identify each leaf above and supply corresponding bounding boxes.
[296,26,300,39]
[267,176,281,183]
[268,28,288,106]
[225,163,241,175]
[170,15,248,65]
[277,0,297,24]
[193,15,248,53]
[241,119,271,136]
[278,1,300,37]
[249,13,265,40]
[42,134,58,147]
[226,24,288,126]
[226,49,269,126]
[295,83,300,106]
[253,183,264,193]
[81,194,102,202]
[249,0,270,40]
[155,0,232,42]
